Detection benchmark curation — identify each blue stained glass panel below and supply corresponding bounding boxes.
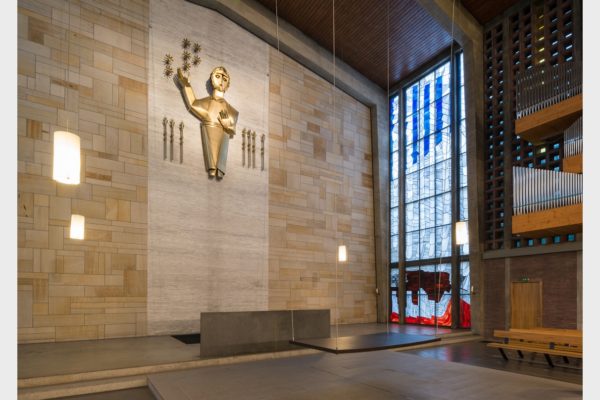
[435,193,452,226]
[460,86,466,120]
[391,289,399,315]
[459,187,469,220]
[420,197,435,229]
[437,294,452,318]
[405,231,420,261]
[419,74,434,111]
[405,291,419,320]
[438,95,451,130]
[391,179,399,208]
[407,138,419,172]
[405,116,414,145]
[420,138,435,168]
[391,268,399,287]
[419,103,436,141]
[458,53,464,87]
[405,84,417,117]
[435,224,452,257]
[423,82,431,141]
[435,128,451,162]
[460,261,470,294]
[405,172,418,203]
[391,207,399,236]
[435,62,451,99]
[391,124,399,152]
[459,153,468,188]
[419,293,435,321]
[459,119,466,154]
[405,202,419,232]
[420,228,436,260]
[419,166,435,198]
[435,160,451,194]
[460,243,470,256]
[391,151,399,180]
[390,234,399,263]
[391,95,399,124]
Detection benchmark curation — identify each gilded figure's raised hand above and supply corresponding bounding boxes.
[175,68,190,88]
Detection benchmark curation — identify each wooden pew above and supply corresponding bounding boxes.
[487,328,582,367]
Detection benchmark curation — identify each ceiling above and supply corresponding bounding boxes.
[461,0,523,25]
[255,0,453,89]
[254,0,524,90]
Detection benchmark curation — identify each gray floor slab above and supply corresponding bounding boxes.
[18,323,452,379]
[18,336,201,379]
[147,349,582,400]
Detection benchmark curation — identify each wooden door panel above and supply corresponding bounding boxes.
[511,281,542,328]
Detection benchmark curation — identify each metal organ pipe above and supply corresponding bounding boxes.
[512,166,582,215]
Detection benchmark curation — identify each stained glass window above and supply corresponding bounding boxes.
[404,264,453,326]
[390,52,470,328]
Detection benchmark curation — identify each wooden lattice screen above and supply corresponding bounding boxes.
[483,0,580,250]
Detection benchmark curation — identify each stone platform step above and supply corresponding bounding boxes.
[17,348,317,400]
[394,332,482,352]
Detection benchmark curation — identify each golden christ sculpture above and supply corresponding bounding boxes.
[174,66,239,179]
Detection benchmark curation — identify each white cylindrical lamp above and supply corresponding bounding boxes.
[455,221,469,245]
[70,214,85,240]
[337,245,347,263]
[53,130,81,184]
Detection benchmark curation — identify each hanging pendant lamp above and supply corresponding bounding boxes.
[52,0,81,185]
[70,214,85,240]
[53,130,81,184]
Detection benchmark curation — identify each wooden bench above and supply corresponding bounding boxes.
[487,328,582,367]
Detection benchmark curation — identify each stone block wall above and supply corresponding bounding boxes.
[268,50,377,324]
[17,0,378,343]
[18,0,149,343]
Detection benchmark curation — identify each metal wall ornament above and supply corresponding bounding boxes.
[161,116,185,164]
[162,117,168,160]
[251,130,256,169]
[242,128,247,167]
[169,119,175,162]
[247,127,252,169]
[261,134,265,171]
[179,121,185,164]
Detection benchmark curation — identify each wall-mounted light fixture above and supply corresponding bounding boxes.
[70,214,85,240]
[455,221,469,245]
[337,245,347,263]
[53,130,81,184]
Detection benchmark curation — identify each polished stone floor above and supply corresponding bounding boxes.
[145,349,582,400]
[37,323,584,400]
[403,339,582,385]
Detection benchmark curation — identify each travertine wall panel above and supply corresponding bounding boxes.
[147,0,270,334]
[17,0,149,343]
[268,50,376,324]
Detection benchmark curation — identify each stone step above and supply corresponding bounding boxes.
[18,375,147,400]
[394,334,482,352]
[18,348,318,400]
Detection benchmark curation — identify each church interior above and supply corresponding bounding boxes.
[13,0,591,398]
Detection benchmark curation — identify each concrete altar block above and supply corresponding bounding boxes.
[200,309,330,357]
